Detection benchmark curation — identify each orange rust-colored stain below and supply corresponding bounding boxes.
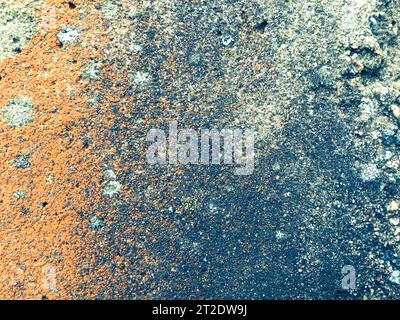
[0,0,110,299]
[0,0,175,300]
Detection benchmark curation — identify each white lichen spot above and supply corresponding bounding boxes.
[390,105,400,120]
[276,230,286,240]
[13,190,27,200]
[87,95,101,106]
[222,35,234,46]
[89,215,105,231]
[380,150,393,162]
[360,163,381,182]
[41,264,57,293]
[57,25,80,46]
[389,270,400,285]
[131,43,143,53]
[103,169,117,180]
[103,180,122,197]
[132,71,151,88]
[1,96,34,128]
[81,61,102,80]
[358,98,377,122]
[101,0,120,20]
[102,170,121,197]
[209,202,218,214]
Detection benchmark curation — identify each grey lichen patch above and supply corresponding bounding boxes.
[12,154,31,170]
[339,0,379,39]
[0,1,38,61]
[1,96,34,128]
[56,25,80,46]
[372,115,398,136]
[89,215,105,232]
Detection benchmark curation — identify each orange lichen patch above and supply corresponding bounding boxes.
[0,0,174,299]
[0,0,109,299]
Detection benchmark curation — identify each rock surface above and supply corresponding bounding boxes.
[1,0,400,299]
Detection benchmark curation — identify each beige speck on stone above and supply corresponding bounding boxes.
[387,200,399,212]
[390,105,400,120]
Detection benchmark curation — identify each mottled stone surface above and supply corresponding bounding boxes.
[1,0,400,300]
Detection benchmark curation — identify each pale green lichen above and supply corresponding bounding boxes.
[102,180,122,197]
[1,96,34,128]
